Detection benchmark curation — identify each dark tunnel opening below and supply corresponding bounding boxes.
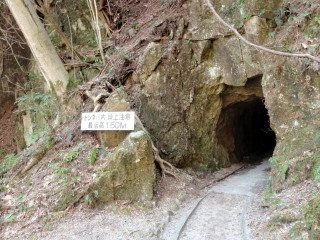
[216,98,276,163]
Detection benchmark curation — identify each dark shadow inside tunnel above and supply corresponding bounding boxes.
[216,97,276,164]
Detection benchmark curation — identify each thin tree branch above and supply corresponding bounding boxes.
[98,0,112,36]
[86,0,106,65]
[134,115,177,178]
[205,0,320,63]
[0,27,24,71]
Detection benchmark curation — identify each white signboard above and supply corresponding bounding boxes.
[81,112,135,131]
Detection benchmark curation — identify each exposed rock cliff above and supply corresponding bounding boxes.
[132,0,319,191]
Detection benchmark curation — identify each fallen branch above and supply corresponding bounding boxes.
[205,0,320,63]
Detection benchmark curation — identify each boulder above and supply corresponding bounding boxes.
[93,130,155,203]
[97,88,131,148]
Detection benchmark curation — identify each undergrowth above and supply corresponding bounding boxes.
[15,91,58,120]
[87,148,98,165]
[289,193,320,239]
[312,152,320,181]
[14,72,60,144]
[0,151,19,192]
[271,0,320,70]
[0,152,19,178]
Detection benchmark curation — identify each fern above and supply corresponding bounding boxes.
[87,148,97,165]
[64,146,80,162]
[15,91,58,119]
[312,153,320,181]
[280,164,289,181]
[0,153,19,177]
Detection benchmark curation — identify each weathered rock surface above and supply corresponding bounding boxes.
[244,16,269,44]
[93,130,155,204]
[263,57,320,191]
[97,88,131,148]
[135,0,319,189]
[137,42,162,80]
[136,21,268,171]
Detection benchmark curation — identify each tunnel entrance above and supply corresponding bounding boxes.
[216,97,276,164]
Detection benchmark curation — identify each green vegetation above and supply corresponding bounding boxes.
[303,194,320,238]
[67,78,83,90]
[268,221,283,229]
[62,143,85,162]
[87,148,98,165]
[49,158,82,211]
[0,149,7,157]
[221,0,246,16]
[289,193,320,239]
[0,153,19,177]
[15,91,58,118]
[2,212,16,223]
[312,152,320,181]
[272,0,320,59]
[221,5,238,16]
[14,78,59,144]
[50,162,70,178]
[63,146,80,162]
[220,0,249,28]
[280,164,289,181]
[131,22,139,30]
[105,42,133,61]
[84,195,93,205]
[53,190,78,212]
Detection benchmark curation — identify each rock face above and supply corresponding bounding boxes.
[263,57,320,191]
[97,88,132,148]
[137,42,162,80]
[134,0,319,188]
[135,0,271,171]
[244,16,269,44]
[93,130,155,203]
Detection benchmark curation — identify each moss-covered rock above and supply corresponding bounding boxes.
[92,130,155,204]
[262,55,320,191]
[244,0,281,19]
[137,33,265,170]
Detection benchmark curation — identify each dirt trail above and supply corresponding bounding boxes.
[160,160,270,240]
[27,161,269,240]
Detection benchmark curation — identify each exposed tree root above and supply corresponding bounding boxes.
[85,85,177,177]
[19,143,50,175]
[14,135,53,178]
[85,90,110,112]
[135,115,178,178]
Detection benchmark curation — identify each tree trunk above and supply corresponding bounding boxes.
[5,0,69,98]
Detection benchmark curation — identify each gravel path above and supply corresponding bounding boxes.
[160,160,270,240]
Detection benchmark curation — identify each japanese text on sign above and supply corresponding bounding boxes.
[81,112,135,130]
